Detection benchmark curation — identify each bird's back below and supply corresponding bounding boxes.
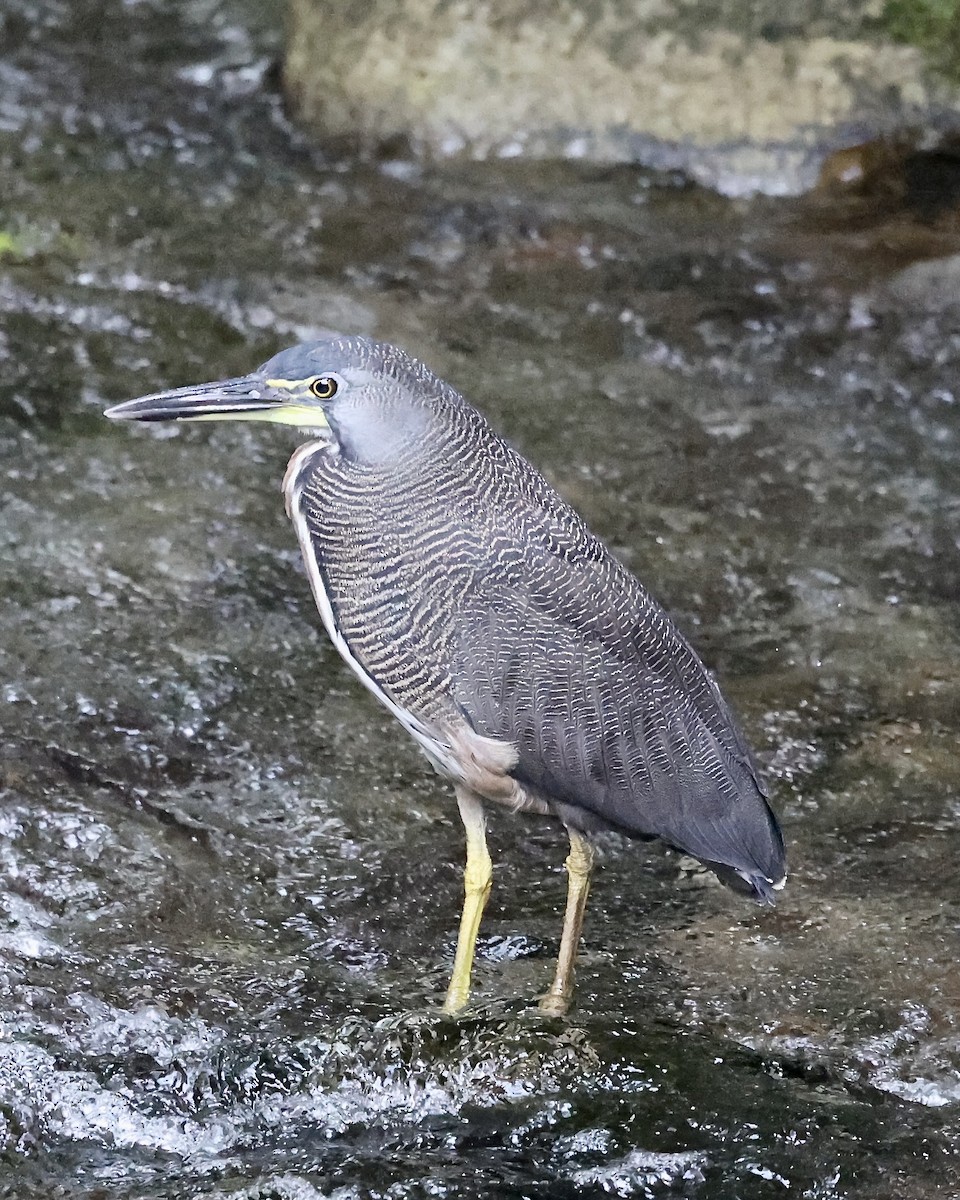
[292,390,785,900]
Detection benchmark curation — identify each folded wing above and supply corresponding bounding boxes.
[449,502,785,901]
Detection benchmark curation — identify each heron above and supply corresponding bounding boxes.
[105,335,786,1016]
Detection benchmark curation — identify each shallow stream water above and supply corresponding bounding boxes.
[1,2,959,1197]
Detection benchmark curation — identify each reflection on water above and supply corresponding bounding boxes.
[1,0,959,1196]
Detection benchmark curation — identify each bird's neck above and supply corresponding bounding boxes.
[326,401,437,468]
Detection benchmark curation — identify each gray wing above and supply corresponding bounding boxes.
[449,504,786,900]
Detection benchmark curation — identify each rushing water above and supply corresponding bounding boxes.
[1,1,960,1197]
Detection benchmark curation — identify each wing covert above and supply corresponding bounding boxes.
[448,503,785,894]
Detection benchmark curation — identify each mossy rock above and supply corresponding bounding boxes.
[285,0,960,195]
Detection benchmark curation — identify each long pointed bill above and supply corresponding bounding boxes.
[104,374,330,430]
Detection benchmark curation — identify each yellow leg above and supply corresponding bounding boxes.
[442,789,492,1015]
[539,827,595,1017]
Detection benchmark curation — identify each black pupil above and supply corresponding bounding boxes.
[313,377,336,398]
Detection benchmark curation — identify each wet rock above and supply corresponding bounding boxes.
[285,0,960,196]
[873,251,960,313]
[7,0,960,1195]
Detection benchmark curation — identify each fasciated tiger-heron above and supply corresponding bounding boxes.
[105,335,786,1016]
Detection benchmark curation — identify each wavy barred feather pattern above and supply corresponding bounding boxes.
[291,338,785,902]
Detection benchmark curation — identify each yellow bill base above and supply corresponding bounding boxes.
[188,405,330,428]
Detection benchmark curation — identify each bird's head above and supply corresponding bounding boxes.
[105,335,447,462]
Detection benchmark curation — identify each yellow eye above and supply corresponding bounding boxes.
[309,375,339,400]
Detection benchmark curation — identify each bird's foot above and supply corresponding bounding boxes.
[537,989,571,1018]
[441,983,470,1016]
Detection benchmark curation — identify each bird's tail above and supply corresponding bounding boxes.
[708,858,786,905]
